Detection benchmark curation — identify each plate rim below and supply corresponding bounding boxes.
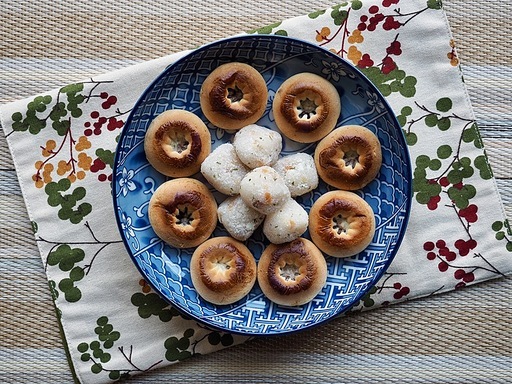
[112,33,413,336]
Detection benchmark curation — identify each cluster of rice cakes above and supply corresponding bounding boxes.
[202,124,318,244]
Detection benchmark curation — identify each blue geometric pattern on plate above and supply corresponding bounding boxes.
[113,35,412,336]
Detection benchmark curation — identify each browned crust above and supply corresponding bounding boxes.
[279,83,328,133]
[200,63,268,130]
[144,110,211,177]
[314,125,382,190]
[148,178,217,249]
[257,238,327,306]
[308,190,375,258]
[273,73,340,143]
[190,237,257,305]
[153,121,203,168]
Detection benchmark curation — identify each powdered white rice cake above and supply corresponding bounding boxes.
[272,153,318,197]
[239,166,290,215]
[218,195,266,241]
[263,198,309,244]
[233,124,282,168]
[200,143,250,195]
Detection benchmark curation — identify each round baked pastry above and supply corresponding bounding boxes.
[273,72,341,143]
[190,237,257,305]
[257,238,327,306]
[148,178,217,248]
[314,125,382,190]
[144,110,211,177]
[200,62,268,130]
[308,190,375,258]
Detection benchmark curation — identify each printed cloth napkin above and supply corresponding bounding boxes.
[1,1,511,383]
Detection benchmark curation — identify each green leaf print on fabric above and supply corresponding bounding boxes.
[131,279,191,322]
[11,84,84,136]
[474,155,493,180]
[15,79,129,224]
[164,328,235,362]
[360,67,417,98]
[427,0,443,10]
[77,317,163,380]
[40,222,123,303]
[313,3,445,99]
[164,330,194,362]
[249,22,282,34]
[11,95,52,134]
[462,123,484,149]
[330,5,349,26]
[45,178,92,224]
[131,291,183,322]
[308,9,327,19]
[95,148,115,168]
[46,244,85,302]
[492,221,512,252]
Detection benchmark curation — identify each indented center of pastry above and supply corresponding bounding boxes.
[175,205,194,226]
[212,254,232,272]
[279,262,301,282]
[297,97,318,119]
[168,131,189,154]
[227,85,244,103]
[332,213,349,235]
[343,149,359,169]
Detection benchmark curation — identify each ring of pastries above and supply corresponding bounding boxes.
[200,62,268,130]
[272,72,341,143]
[308,190,375,258]
[257,238,327,306]
[314,125,382,190]
[148,178,217,249]
[144,109,211,178]
[190,237,257,305]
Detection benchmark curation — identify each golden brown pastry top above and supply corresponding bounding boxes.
[196,241,255,292]
[265,238,318,295]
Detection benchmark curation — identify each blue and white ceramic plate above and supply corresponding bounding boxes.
[113,35,412,336]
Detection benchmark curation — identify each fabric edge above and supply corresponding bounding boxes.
[438,5,510,230]
[0,103,87,384]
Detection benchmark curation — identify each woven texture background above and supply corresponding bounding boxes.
[1,0,511,382]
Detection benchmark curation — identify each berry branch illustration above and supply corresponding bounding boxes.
[11,78,130,222]
[357,272,410,309]
[316,7,352,55]
[383,6,430,27]
[401,95,502,285]
[311,1,443,99]
[37,221,123,302]
[424,240,505,287]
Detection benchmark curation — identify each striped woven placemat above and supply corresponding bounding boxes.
[1,0,511,383]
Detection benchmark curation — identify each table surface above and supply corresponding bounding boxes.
[1,0,511,382]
